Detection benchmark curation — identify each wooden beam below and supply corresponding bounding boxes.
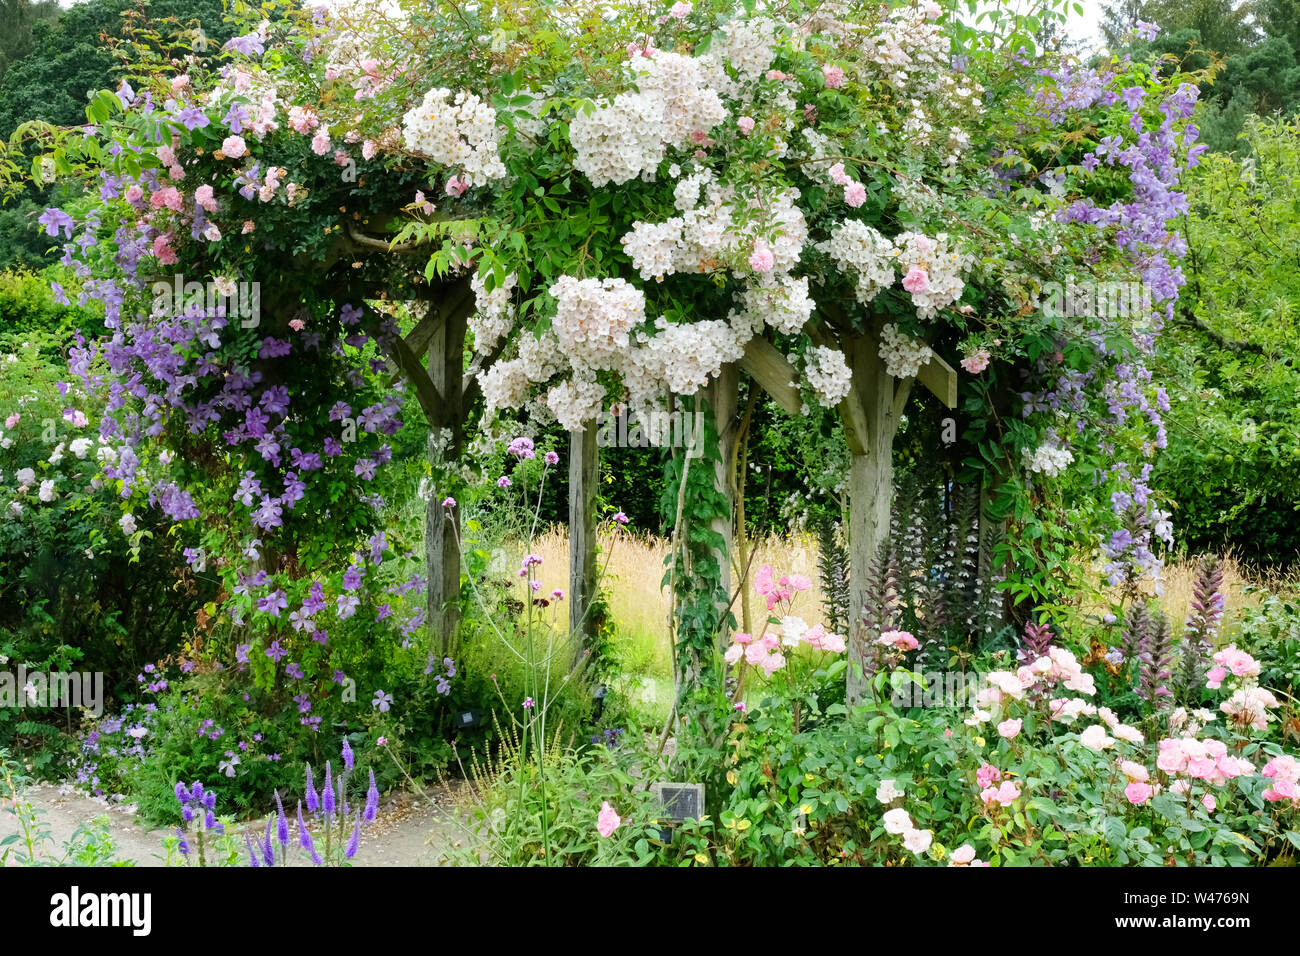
[739,337,802,415]
[917,349,958,410]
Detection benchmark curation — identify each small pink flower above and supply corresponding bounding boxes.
[828,162,849,186]
[961,349,991,374]
[1205,665,1227,689]
[195,184,218,213]
[289,318,305,332]
[822,64,844,89]
[902,266,930,293]
[445,176,469,197]
[596,801,621,837]
[997,718,1022,740]
[377,736,388,746]
[748,242,774,274]
[242,220,256,234]
[1124,781,1153,805]
[737,115,755,135]
[944,728,953,738]
[523,697,535,709]
[362,140,378,160]
[221,135,247,158]
[4,413,18,428]
[124,184,144,204]
[669,1,691,18]
[1202,793,1216,812]
[843,182,867,207]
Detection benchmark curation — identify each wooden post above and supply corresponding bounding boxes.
[425,298,467,657]
[842,333,912,708]
[568,424,599,668]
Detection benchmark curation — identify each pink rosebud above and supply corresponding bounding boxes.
[843,182,867,207]
[748,242,774,274]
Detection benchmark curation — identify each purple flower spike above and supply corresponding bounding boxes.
[275,793,289,847]
[246,833,261,867]
[304,764,319,813]
[174,782,190,804]
[301,823,322,865]
[342,737,354,772]
[363,770,378,823]
[297,801,311,850]
[345,816,361,859]
[322,762,335,817]
[263,818,275,866]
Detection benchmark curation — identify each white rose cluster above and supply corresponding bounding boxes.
[819,219,897,304]
[893,231,969,319]
[878,322,933,378]
[469,270,517,348]
[803,345,853,405]
[737,274,814,335]
[549,276,645,369]
[401,88,506,186]
[623,181,807,280]
[635,317,748,395]
[546,375,607,432]
[570,51,727,187]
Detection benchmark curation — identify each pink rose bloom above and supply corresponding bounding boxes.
[1202,794,1216,812]
[961,349,990,374]
[168,165,185,180]
[1205,665,1227,689]
[150,187,183,212]
[949,844,976,865]
[903,828,932,854]
[744,643,768,667]
[724,643,744,665]
[4,413,18,428]
[878,630,918,651]
[732,631,754,645]
[195,184,218,212]
[843,182,867,207]
[828,162,849,186]
[289,318,305,332]
[789,574,811,592]
[997,718,1021,740]
[821,632,846,653]
[1119,760,1148,782]
[311,128,332,155]
[748,242,774,273]
[759,652,786,676]
[222,135,248,158]
[754,564,775,596]
[242,220,256,234]
[765,69,788,81]
[596,801,621,837]
[157,145,177,166]
[737,115,755,135]
[445,176,469,197]
[669,1,691,18]
[362,140,378,160]
[1124,781,1152,805]
[124,184,143,204]
[902,265,930,293]
[822,64,844,89]
[151,233,178,265]
[975,763,1002,788]
[921,0,942,19]
[802,624,826,649]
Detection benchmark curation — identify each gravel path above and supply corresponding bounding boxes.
[1,781,471,867]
